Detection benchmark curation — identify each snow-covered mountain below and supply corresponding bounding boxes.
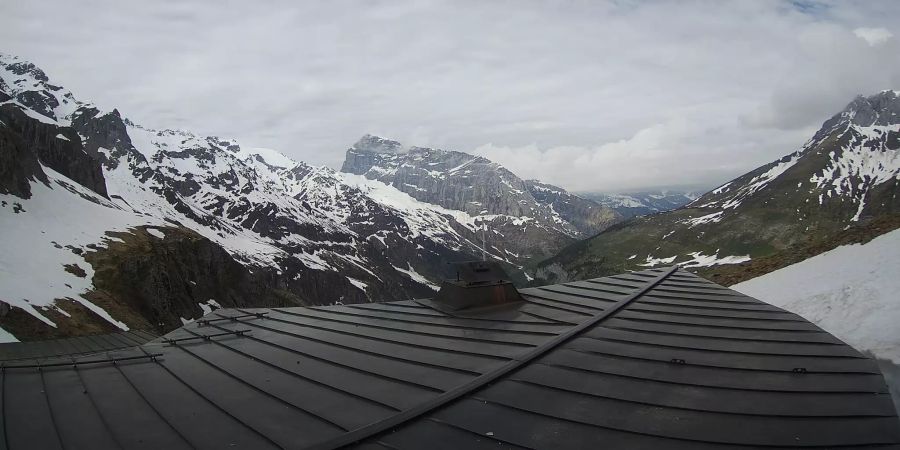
[581,190,702,218]
[341,135,620,263]
[538,90,900,282]
[0,54,600,340]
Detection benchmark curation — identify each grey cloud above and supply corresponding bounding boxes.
[1,0,899,191]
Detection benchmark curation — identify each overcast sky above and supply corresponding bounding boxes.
[3,0,900,192]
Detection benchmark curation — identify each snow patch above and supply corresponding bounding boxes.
[0,326,19,343]
[733,229,900,363]
[638,255,677,267]
[681,211,724,228]
[678,251,750,268]
[145,228,166,239]
[392,263,439,291]
[236,146,298,169]
[198,299,221,316]
[347,278,368,292]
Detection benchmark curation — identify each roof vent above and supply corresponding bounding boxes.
[433,261,523,311]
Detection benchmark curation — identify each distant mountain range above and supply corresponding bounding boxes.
[0,53,616,340]
[537,90,900,283]
[580,190,703,218]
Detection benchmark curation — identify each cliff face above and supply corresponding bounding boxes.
[524,179,619,236]
[0,103,107,197]
[0,107,47,198]
[341,135,620,263]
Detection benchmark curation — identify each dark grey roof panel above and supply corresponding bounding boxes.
[564,279,638,294]
[615,308,824,330]
[473,376,899,447]
[519,292,603,314]
[116,351,284,449]
[375,417,525,450]
[512,362,896,417]
[4,368,65,450]
[584,325,864,357]
[540,348,890,393]
[425,398,727,450]
[602,314,844,342]
[73,357,194,449]
[40,366,128,450]
[566,336,881,373]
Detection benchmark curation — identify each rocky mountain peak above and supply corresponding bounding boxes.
[351,134,405,154]
[837,90,900,127]
[339,134,620,263]
[0,53,83,125]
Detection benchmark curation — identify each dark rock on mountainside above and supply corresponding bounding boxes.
[537,90,900,283]
[525,179,621,235]
[0,103,107,197]
[71,107,148,171]
[82,226,305,334]
[0,113,47,198]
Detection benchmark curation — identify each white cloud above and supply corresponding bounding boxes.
[854,27,894,45]
[1,0,899,192]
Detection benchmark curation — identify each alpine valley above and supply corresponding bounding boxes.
[580,190,703,219]
[0,53,619,340]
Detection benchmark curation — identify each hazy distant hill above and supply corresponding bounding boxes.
[580,190,703,218]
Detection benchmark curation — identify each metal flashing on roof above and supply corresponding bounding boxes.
[1,268,898,449]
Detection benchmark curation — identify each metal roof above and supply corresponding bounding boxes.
[2,267,898,449]
[0,330,156,362]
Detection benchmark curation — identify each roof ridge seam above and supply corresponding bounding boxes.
[306,266,679,450]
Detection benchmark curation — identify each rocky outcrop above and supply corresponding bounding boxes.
[0,103,107,197]
[342,141,544,217]
[83,226,305,334]
[0,112,47,198]
[71,107,147,171]
[525,180,619,235]
[340,135,620,263]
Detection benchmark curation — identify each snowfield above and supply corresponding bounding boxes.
[733,228,900,363]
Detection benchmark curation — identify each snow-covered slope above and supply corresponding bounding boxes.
[0,167,158,330]
[733,228,900,363]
